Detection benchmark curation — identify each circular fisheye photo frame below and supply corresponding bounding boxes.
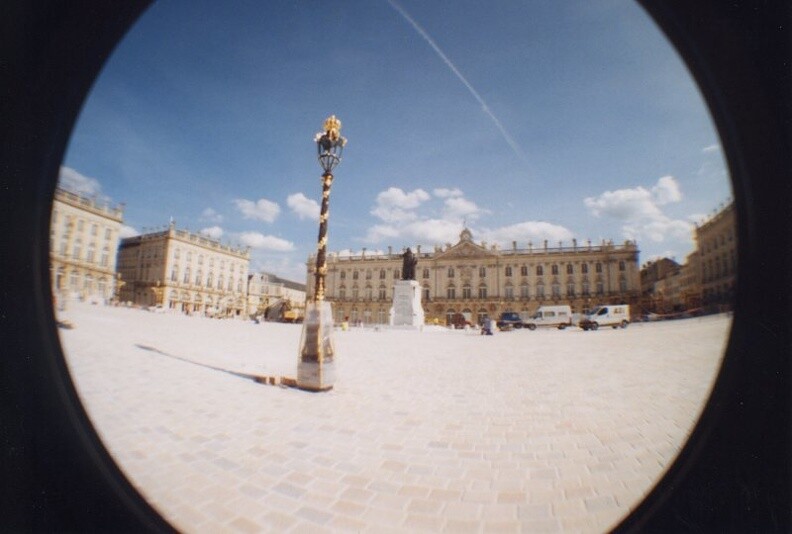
[1,1,788,532]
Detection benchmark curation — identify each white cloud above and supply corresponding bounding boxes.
[58,166,104,197]
[119,225,139,238]
[402,219,462,244]
[234,198,280,222]
[201,208,223,223]
[287,193,320,221]
[584,176,692,243]
[371,187,430,222]
[651,176,682,205]
[433,187,463,198]
[363,224,401,243]
[443,196,487,221]
[584,185,663,220]
[199,226,223,239]
[237,231,294,251]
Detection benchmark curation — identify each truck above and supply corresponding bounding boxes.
[579,304,630,330]
[523,305,573,330]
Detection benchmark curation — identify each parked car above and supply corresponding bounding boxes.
[448,313,472,329]
[496,312,524,330]
[579,305,630,330]
[523,305,573,330]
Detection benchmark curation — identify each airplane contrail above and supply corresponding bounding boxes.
[386,0,527,163]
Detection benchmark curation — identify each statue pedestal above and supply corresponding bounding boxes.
[389,280,425,327]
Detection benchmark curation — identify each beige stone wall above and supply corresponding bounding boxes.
[309,230,641,325]
[118,225,250,317]
[50,188,124,304]
[696,202,736,307]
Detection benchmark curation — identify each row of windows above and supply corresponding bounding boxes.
[702,229,734,254]
[171,248,243,273]
[702,251,736,282]
[168,266,245,292]
[52,211,115,241]
[53,268,111,294]
[335,279,630,301]
[337,261,628,280]
[52,239,111,266]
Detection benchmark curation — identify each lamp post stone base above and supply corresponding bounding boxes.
[297,300,336,392]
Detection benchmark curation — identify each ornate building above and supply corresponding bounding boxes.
[117,223,250,317]
[50,187,125,304]
[308,229,641,326]
[696,201,736,308]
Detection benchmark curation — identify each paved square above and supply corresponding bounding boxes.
[58,302,728,532]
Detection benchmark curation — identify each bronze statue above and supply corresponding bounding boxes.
[401,247,417,280]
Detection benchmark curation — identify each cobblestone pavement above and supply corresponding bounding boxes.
[58,302,729,533]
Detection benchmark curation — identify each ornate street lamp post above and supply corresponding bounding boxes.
[297,115,347,391]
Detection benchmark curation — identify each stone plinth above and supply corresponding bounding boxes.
[297,300,335,391]
[389,280,425,327]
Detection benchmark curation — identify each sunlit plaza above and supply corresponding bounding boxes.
[58,301,729,533]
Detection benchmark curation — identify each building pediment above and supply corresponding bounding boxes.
[435,240,497,260]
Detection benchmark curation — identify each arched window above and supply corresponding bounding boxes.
[462,284,472,299]
[170,265,178,282]
[582,280,590,296]
[505,266,512,277]
[551,264,559,275]
[582,263,589,274]
[479,266,486,277]
[595,262,603,273]
[448,267,455,278]
[365,269,372,280]
[207,272,214,288]
[340,270,346,279]
[72,238,82,260]
[422,268,429,279]
[596,281,604,295]
[379,286,387,300]
[195,270,202,286]
[352,270,359,280]
[567,264,574,275]
[619,260,626,271]
[422,286,430,301]
[520,265,528,276]
[619,276,628,292]
[379,269,386,280]
[393,269,400,279]
[536,265,543,276]
[552,282,561,297]
[567,281,575,296]
[86,243,95,263]
[478,284,487,299]
[184,267,191,284]
[520,284,530,298]
[536,282,545,298]
[447,286,456,299]
[218,275,224,290]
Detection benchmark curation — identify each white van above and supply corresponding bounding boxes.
[523,305,573,330]
[579,305,630,330]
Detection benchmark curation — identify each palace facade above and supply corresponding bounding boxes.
[117,223,250,317]
[50,187,125,303]
[696,201,736,307]
[308,229,641,326]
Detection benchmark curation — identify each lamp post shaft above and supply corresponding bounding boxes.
[313,172,333,302]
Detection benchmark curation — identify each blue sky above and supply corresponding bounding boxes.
[61,0,730,282]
